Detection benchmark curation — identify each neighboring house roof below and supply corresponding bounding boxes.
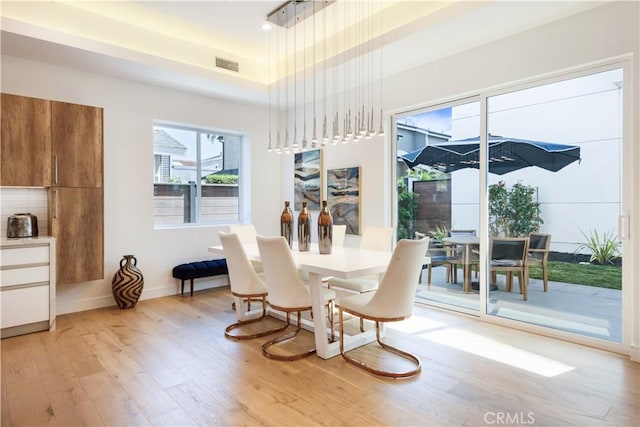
[153,129,187,155]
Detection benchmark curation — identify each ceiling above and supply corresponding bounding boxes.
[0,1,607,105]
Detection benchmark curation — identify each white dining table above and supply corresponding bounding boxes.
[209,242,396,359]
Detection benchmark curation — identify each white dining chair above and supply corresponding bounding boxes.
[328,225,394,294]
[332,224,347,247]
[256,235,336,361]
[229,224,263,273]
[229,224,258,244]
[219,232,287,340]
[338,237,429,378]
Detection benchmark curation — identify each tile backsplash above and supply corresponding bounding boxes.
[1,187,49,237]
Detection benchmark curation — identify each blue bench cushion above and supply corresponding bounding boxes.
[172,259,228,280]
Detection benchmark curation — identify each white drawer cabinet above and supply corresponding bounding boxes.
[1,237,56,338]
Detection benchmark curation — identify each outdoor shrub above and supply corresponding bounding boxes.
[397,179,420,240]
[489,182,509,236]
[204,174,238,184]
[575,229,621,264]
[489,181,542,237]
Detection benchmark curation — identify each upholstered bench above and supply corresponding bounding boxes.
[172,259,228,297]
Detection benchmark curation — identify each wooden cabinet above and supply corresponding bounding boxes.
[1,238,56,338]
[50,186,104,285]
[51,101,103,188]
[49,101,104,284]
[1,92,104,286]
[0,93,52,186]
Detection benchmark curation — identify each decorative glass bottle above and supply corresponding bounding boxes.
[317,200,333,254]
[280,201,293,248]
[297,201,311,252]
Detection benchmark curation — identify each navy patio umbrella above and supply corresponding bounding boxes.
[399,135,581,175]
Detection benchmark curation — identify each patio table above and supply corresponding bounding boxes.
[443,235,479,293]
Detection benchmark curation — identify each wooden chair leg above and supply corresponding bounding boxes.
[543,264,548,292]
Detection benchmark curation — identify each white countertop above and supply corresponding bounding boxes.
[1,236,56,247]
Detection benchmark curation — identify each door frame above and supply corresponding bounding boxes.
[389,55,636,359]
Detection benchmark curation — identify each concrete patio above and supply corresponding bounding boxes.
[415,265,622,343]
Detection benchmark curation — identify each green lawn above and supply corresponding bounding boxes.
[528,261,621,290]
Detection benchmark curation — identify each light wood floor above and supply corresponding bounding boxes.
[2,286,638,426]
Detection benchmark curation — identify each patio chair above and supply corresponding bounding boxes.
[528,232,551,292]
[490,237,530,300]
[447,229,477,284]
[416,231,459,287]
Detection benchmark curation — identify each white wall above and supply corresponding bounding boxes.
[1,56,281,314]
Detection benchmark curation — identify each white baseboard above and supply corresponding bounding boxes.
[56,276,230,315]
[631,343,640,362]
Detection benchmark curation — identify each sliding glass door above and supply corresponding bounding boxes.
[485,67,623,343]
[396,100,482,313]
[395,64,627,346]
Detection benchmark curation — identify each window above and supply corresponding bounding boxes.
[152,123,242,226]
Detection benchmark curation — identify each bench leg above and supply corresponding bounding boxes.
[181,279,185,295]
[190,278,194,297]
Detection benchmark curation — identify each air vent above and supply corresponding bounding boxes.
[216,57,239,73]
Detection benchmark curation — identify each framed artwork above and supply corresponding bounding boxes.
[327,166,361,235]
[294,149,322,211]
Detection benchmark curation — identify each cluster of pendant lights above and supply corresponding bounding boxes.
[267,0,384,153]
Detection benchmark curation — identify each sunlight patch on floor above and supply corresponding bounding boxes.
[414,326,575,377]
[387,316,575,378]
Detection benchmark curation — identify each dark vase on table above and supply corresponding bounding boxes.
[298,201,311,252]
[317,200,333,254]
[112,255,144,309]
[280,201,293,248]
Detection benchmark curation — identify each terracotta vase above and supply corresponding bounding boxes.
[297,201,311,252]
[280,201,293,248]
[112,255,144,309]
[317,200,333,254]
